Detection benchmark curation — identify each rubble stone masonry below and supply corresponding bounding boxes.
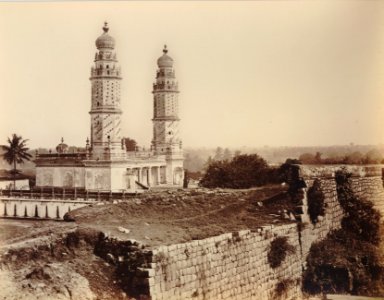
[125,166,384,300]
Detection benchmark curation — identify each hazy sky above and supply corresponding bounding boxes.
[0,1,383,149]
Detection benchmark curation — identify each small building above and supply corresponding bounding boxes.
[35,23,184,192]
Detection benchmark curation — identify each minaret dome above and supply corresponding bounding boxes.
[95,22,115,50]
[157,45,174,68]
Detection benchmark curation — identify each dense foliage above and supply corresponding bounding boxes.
[307,179,326,224]
[335,170,381,244]
[267,236,295,269]
[199,154,276,189]
[122,137,137,152]
[303,170,384,296]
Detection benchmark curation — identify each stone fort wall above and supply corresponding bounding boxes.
[148,224,302,300]
[134,165,384,300]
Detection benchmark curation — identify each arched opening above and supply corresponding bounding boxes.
[63,173,74,188]
[173,167,184,185]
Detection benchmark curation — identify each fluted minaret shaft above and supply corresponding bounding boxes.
[89,23,124,158]
[152,45,182,155]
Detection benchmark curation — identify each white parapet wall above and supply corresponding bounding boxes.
[0,198,93,219]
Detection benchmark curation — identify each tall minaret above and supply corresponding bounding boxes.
[89,22,124,159]
[152,45,182,155]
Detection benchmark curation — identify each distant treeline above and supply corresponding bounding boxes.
[298,150,384,165]
[184,145,384,173]
[196,148,384,189]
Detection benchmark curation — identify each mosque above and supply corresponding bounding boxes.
[35,23,184,192]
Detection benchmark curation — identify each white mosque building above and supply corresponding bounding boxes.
[35,23,184,192]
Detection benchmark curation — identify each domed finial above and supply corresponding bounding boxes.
[102,22,109,33]
[61,137,64,143]
[163,45,168,54]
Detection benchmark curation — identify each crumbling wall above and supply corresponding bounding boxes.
[298,177,344,260]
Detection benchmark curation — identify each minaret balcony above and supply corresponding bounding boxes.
[91,69,121,76]
[152,83,179,92]
[156,70,175,79]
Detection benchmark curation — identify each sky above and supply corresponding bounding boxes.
[0,1,383,149]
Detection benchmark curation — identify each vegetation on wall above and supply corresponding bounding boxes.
[303,170,384,296]
[307,179,326,224]
[336,171,381,244]
[274,278,296,299]
[267,236,295,269]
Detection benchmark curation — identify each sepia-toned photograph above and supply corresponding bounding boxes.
[0,1,383,299]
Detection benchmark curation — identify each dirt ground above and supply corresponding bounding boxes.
[66,184,295,247]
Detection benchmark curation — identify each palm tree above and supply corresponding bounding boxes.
[2,134,32,189]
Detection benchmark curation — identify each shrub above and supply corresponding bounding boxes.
[200,154,270,189]
[303,229,384,296]
[267,236,295,269]
[274,278,295,299]
[335,170,381,244]
[307,179,326,224]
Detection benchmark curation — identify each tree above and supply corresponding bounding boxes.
[122,137,137,151]
[223,148,232,161]
[364,149,383,164]
[183,170,189,188]
[299,153,316,164]
[200,154,270,189]
[213,147,224,161]
[199,160,232,188]
[234,150,241,157]
[2,134,32,189]
[203,156,214,171]
[229,154,269,188]
[344,151,363,165]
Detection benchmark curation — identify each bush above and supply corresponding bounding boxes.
[335,170,381,244]
[303,229,384,296]
[267,236,295,269]
[307,179,326,224]
[199,154,271,189]
[274,279,296,299]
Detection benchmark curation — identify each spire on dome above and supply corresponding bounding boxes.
[163,45,168,54]
[103,22,109,33]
